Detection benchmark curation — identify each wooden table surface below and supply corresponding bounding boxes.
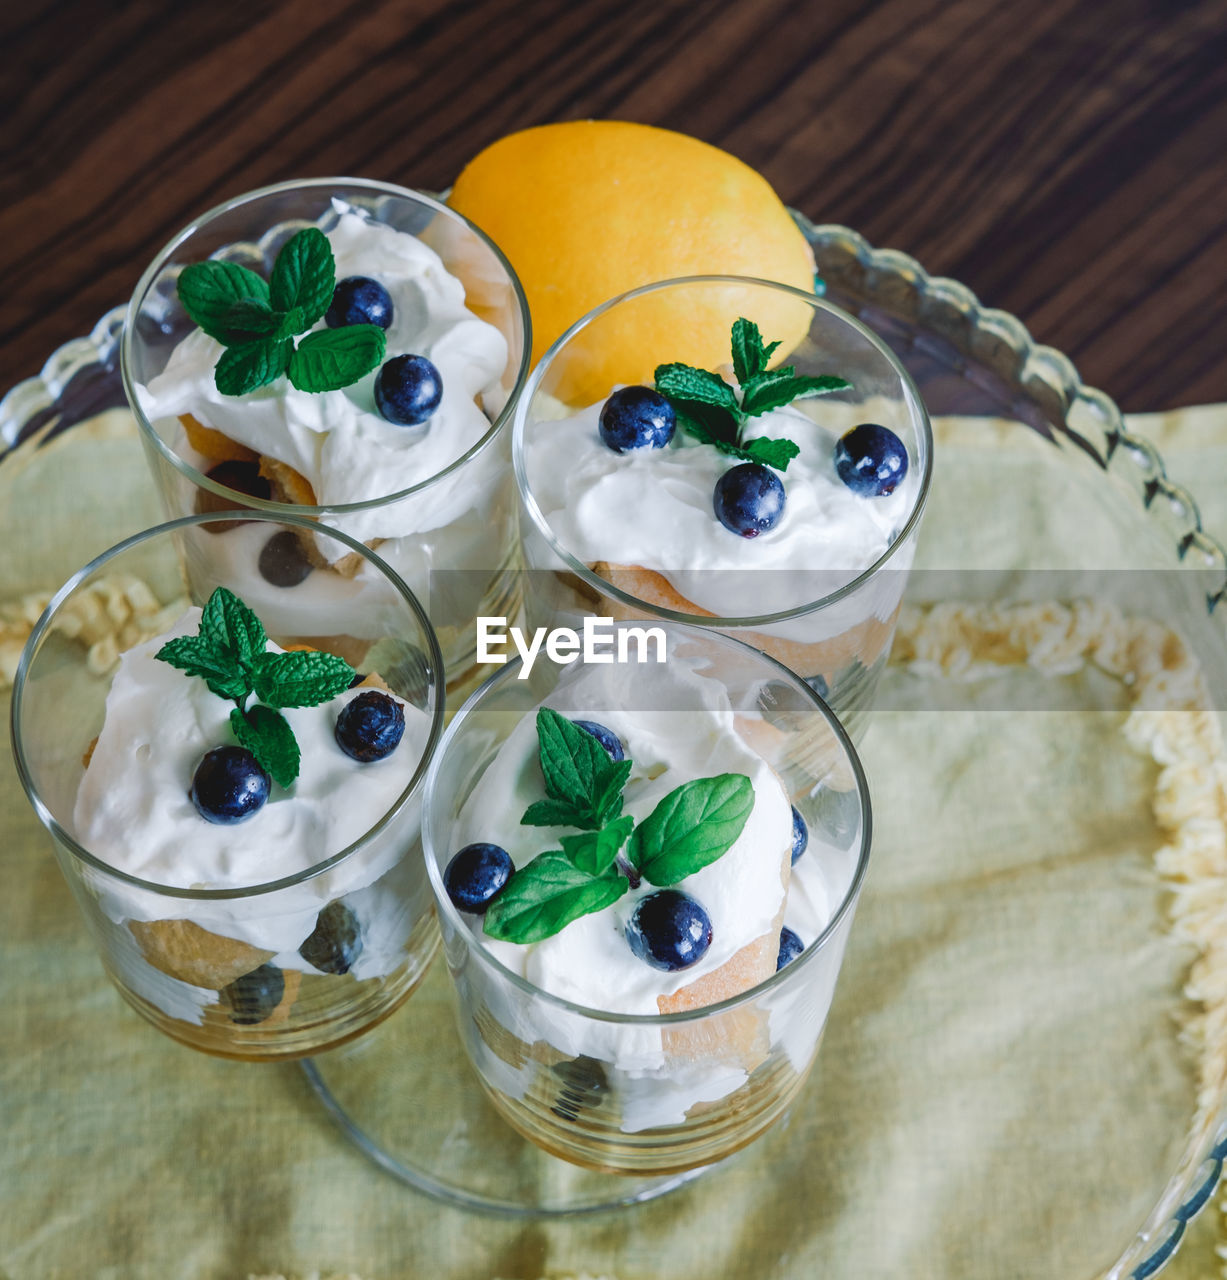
[4,0,1225,412]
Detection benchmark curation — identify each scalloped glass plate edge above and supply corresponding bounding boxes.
[1,215,1224,1276]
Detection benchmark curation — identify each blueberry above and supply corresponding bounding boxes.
[777,927,804,971]
[713,463,786,538]
[598,386,676,453]
[790,805,809,864]
[756,678,813,728]
[834,423,909,496]
[445,843,514,913]
[805,672,830,701]
[325,276,394,330]
[815,784,861,851]
[572,719,624,761]
[550,1055,609,1121]
[258,531,314,588]
[299,900,364,975]
[224,963,285,1024]
[335,690,405,762]
[374,354,443,426]
[625,889,712,971]
[196,460,273,533]
[190,746,270,824]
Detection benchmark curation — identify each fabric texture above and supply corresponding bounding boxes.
[2,405,1226,1279]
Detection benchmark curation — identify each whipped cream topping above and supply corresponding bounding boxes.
[74,610,430,962]
[523,394,917,618]
[183,520,403,640]
[452,659,794,1016]
[138,204,510,547]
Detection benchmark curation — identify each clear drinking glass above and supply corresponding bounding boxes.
[10,512,445,1060]
[121,178,531,697]
[513,275,932,737]
[421,622,870,1175]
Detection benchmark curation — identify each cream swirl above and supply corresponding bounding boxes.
[137,204,510,548]
[523,395,916,619]
[74,611,429,958]
[452,659,794,1015]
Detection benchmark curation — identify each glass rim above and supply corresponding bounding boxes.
[120,176,533,514]
[9,510,447,901]
[421,624,873,1027]
[511,273,933,627]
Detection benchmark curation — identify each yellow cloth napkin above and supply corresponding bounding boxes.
[2,405,1226,1280]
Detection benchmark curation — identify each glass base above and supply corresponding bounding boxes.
[300,955,714,1215]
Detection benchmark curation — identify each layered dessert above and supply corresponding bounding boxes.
[72,586,435,1057]
[128,188,525,688]
[431,653,862,1171]
[517,309,926,728]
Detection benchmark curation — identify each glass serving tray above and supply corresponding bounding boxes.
[2,216,1225,1280]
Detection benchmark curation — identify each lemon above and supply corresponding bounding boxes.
[449,121,815,401]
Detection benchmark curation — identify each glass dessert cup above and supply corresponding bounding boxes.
[120,178,531,699]
[13,220,1226,1267]
[420,622,870,1177]
[10,512,446,1061]
[512,275,932,740]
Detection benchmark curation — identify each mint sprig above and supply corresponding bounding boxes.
[560,815,635,877]
[289,325,388,394]
[214,339,295,397]
[483,853,629,945]
[268,227,335,321]
[653,317,851,472]
[626,774,754,886]
[177,261,270,345]
[177,227,386,397]
[484,709,754,945]
[732,322,780,386]
[229,704,300,790]
[521,709,631,831]
[155,586,356,786]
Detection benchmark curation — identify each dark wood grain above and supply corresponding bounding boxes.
[3,0,1225,411]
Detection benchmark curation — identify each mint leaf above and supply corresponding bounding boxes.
[628,773,755,886]
[200,587,266,673]
[672,401,740,451]
[212,299,307,344]
[655,318,853,468]
[730,319,760,385]
[178,261,271,344]
[521,797,592,828]
[269,227,335,328]
[251,648,355,708]
[272,307,308,339]
[153,590,325,788]
[654,363,738,414]
[288,325,386,393]
[674,404,798,471]
[560,814,634,876]
[730,319,780,385]
[739,365,795,399]
[591,757,632,825]
[214,338,292,397]
[218,299,282,339]
[230,705,300,788]
[742,372,850,418]
[154,635,248,701]
[739,436,801,471]
[483,853,628,944]
[536,708,631,830]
